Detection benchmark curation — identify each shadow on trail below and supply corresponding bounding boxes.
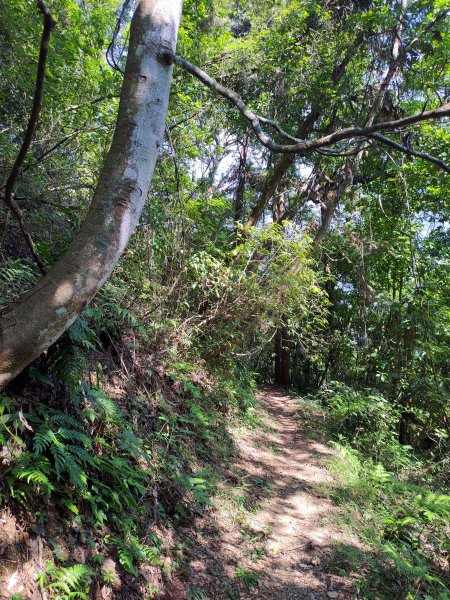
[175,386,364,599]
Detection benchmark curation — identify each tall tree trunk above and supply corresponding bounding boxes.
[246,109,320,228]
[0,0,183,389]
[274,327,291,386]
[234,130,249,225]
[272,190,292,387]
[245,33,365,230]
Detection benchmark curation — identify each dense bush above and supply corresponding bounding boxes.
[315,382,413,469]
[310,385,450,599]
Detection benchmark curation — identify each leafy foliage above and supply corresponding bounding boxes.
[38,562,94,599]
[315,382,413,469]
[311,390,450,599]
[1,0,449,597]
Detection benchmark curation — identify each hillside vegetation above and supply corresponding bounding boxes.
[0,0,449,598]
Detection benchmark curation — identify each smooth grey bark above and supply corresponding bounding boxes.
[0,0,183,389]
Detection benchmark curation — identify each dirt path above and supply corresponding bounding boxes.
[181,386,361,600]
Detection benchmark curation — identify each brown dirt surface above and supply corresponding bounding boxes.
[181,386,362,599]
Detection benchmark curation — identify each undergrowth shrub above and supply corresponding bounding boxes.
[0,327,260,595]
[313,384,450,599]
[315,382,412,469]
[326,444,450,599]
[0,258,39,303]
[1,386,151,523]
[37,562,94,599]
[0,223,324,596]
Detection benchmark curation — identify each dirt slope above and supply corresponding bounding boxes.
[0,386,361,599]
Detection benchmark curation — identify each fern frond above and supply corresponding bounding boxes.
[33,428,53,454]
[58,427,90,446]
[42,562,93,599]
[50,443,67,480]
[18,468,51,486]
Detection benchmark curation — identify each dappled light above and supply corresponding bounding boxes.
[181,387,362,599]
[52,281,74,306]
[0,0,449,598]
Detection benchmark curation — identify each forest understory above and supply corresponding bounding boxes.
[1,0,449,598]
[1,365,449,600]
[3,385,362,600]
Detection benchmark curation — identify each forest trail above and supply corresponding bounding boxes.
[179,386,362,599]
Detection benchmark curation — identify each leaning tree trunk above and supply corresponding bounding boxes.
[0,0,183,389]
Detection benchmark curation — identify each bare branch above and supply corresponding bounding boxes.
[316,141,373,157]
[405,9,450,52]
[369,133,450,173]
[258,115,306,143]
[332,32,365,85]
[2,0,56,274]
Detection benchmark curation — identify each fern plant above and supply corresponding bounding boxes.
[0,258,38,303]
[112,521,161,576]
[382,542,449,596]
[38,562,94,599]
[2,386,152,522]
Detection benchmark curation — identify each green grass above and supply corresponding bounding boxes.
[235,564,260,589]
[293,390,450,600]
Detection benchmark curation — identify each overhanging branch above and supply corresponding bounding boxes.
[369,133,450,173]
[174,54,450,169]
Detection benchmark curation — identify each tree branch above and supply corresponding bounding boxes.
[405,8,450,52]
[369,133,450,173]
[174,54,450,159]
[244,27,366,228]
[246,109,320,227]
[2,0,56,274]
